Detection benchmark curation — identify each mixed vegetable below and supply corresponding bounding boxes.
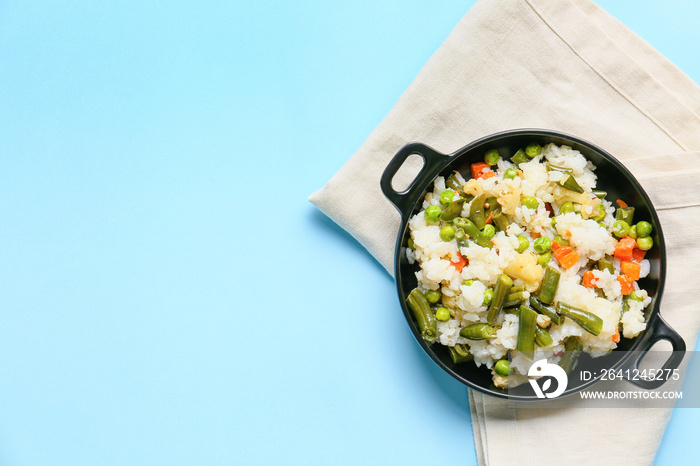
[405,143,655,385]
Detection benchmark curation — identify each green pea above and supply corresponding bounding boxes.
[637,236,653,251]
[533,237,552,254]
[463,279,474,287]
[553,234,569,246]
[628,224,638,239]
[612,220,630,238]
[598,221,607,229]
[494,359,511,376]
[482,288,494,306]
[629,291,644,302]
[525,143,542,158]
[407,238,414,250]
[440,225,456,241]
[522,196,539,210]
[482,224,496,239]
[425,289,441,304]
[503,168,518,180]
[485,149,500,166]
[559,202,575,214]
[435,307,451,322]
[424,205,442,223]
[551,217,557,227]
[636,221,652,238]
[591,202,607,222]
[439,189,455,206]
[537,251,552,266]
[515,236,530,253]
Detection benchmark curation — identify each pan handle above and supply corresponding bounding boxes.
[380,143,449,215]
[621,314,686,390]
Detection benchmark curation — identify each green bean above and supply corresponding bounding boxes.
[469,194,487,229]
[537,266,560,305]
[535,327,554,347]
[453,217,493,249]
[459,323,497,340]
[492,207,510,231]
[592,189,607,199]
[629,290,644,302]
[636,221,652,238]
[424,205,442,223]
[463,279,474,287]
[454,228,469,247]
[528,296,563,326]
[448,344,474,364]
[510,285,526,294]
[637,236,653,251]
[494,359,511,376]
[440,198,466,222]
[425,289,441,304]
[619,298,630,334]
[510,149,529,167]
[557,302,603,336]
[615,206,635,226]
[597,258,613,274]
[487,274,513,324]
[406,288,437,342]
[525,143,542,158]
[560,175,584,193]
[446,173,463,190]
[545,163,572,174]
[485,149,500,166]
[484,196,499,216]
[516,305,538,357]
[504,291,528,308]
[559,336,583,374]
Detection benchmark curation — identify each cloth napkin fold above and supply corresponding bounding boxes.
[309,0,700,464]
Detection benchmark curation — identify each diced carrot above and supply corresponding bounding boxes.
[551,240,561,251]
[617,274,634,295]
[471,162,490,179]
[612,328,620,343]
[616,199,628,208]
[620,261,641,281]
[530,230,541,239]
[632,249,646,263]
[553,246,580,269]
[565,230,572,238]
[582,270,597,287]
[451,251,468,272]
[485,211,493,224]
[478,171,495,180]
[614,236,636,261]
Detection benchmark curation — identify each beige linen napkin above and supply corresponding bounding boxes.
[309,0,700,464]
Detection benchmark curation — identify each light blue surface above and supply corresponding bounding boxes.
[0,1,697,464]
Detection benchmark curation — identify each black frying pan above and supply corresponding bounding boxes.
[380,129,685,399]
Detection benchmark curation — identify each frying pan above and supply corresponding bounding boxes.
[380,129,685,399]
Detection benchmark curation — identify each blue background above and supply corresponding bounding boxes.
[0,1,697,464]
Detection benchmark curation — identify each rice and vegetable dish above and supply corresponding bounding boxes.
[404,143,655,387]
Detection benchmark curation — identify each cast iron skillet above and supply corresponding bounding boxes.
[380,129,685,400]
